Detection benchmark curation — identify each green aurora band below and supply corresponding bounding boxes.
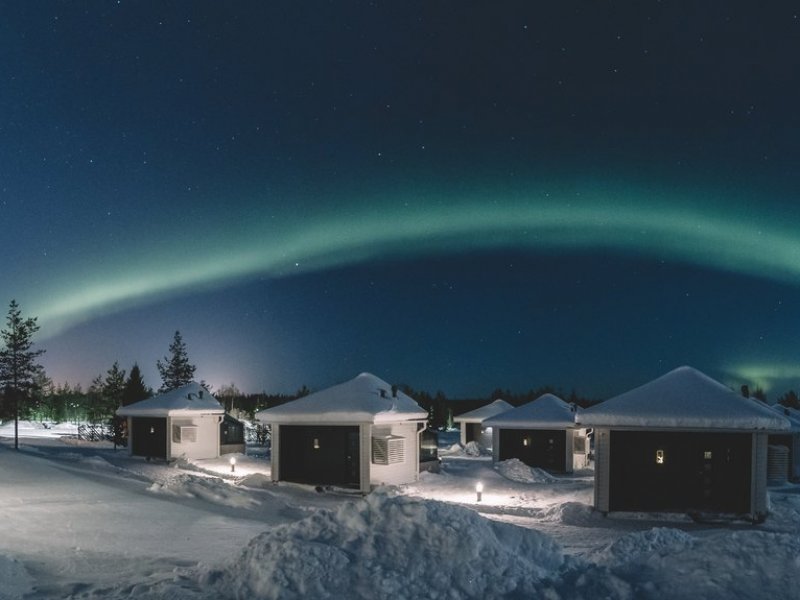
[23,187,800,338]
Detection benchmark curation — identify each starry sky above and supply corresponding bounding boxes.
[2,2,800,399]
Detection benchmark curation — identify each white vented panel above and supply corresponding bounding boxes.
[372,436,405,465]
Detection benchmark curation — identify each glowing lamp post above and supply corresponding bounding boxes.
[230,456,237,473]
[476,482,483,502]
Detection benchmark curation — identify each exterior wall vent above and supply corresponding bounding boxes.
[372,435,405,465]
[173,425,198,443]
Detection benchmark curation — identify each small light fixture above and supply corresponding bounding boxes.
[523,437,530,447]
[150,426,155,434]
[313,438,320,449]
[230,456,237,473]
[656,450,665,464]
[476,482,483,502]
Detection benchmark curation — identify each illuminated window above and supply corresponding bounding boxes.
[656,449,665,464]
[704,451,712,460]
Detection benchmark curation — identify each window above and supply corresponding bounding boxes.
[173,425,198,443]
[573,435,586,453]
[372,435,405,465]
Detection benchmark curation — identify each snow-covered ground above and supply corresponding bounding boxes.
[1,423,799,599]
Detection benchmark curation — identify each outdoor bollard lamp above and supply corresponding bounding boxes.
[230,456,237,473]
[476,482,483,502]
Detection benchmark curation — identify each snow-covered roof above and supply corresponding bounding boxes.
[116,382,224,417]
[453,399,514,424]
[769,404,800,432]
[255,373,428,424]
[577,366,791,431]
[483,394,577,429]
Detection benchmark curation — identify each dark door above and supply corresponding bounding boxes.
[279,425,361,488]
[465,423,480,443]
[498,428,567,472]
[609,431,752,514]
[131,417,167,459]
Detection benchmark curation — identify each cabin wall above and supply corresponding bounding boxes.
[594,428,611,512]
[369,423,420,488]
[169,414,221,460]
[607,430,753,515]
[270,424,281,482]
[497,428,571,473]
[278,424,361,489]
[572,428,590,471]
[752,433,768,518]
[129,416,168,459]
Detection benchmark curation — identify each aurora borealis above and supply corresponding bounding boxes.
[3,2,800,398]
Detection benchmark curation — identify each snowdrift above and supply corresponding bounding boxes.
[201,490,565,599]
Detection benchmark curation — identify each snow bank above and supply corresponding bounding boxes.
[201,490,565,599]
[494,458,560,483]
[148,474,260,509]
[589,528,800,599]
[0,555,33,600]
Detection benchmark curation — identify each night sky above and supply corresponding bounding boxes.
[3,2,800,399]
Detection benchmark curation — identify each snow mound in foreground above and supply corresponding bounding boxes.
[494,458,559,483]
[0,554,33,600]
[148,474,260,509]
[591,528,800,599]
[202,490,565,599]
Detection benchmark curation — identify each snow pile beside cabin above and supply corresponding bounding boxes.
[495,458,561,484]
[578,366,789,430]
[202,490,565,599]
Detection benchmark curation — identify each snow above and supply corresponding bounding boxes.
[494,458,562,484]
[453,399,514,423]
[484,393,578,428]
[116,382,224,417]
[1,423,799,598]
[578,366,791,430]
[255,372,427,424]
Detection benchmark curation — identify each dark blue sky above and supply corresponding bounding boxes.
[2,2,800,398]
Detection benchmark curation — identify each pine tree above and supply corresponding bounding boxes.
[156,331,196,392]
[122,363,151,406]
[103,361,126,410]
[0,300,45,450]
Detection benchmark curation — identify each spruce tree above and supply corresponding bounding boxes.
[0,300,45,450]
[156,330,196,392]
[122,363,151,406]
[103,361,126,411]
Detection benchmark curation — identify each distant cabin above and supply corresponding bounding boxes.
[255,373,429,493]
[577,366,791,522]
[483,394,585,474]
[453,399,513,449]
[116,382,227,461]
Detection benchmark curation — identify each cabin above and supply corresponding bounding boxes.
[577,366,791,522]
[116,382,225,461]
[453,399,513,449]
[483,394,585,473]
[255,373,428,493]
